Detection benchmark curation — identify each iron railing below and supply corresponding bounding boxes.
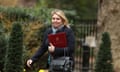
[74,21,97,72]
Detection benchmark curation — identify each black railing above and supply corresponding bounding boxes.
[74,22,97,72]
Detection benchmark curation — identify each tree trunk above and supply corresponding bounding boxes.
[97,0,120,71]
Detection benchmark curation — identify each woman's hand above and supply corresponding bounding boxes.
[48,43,55,52]
[27,59,33,67]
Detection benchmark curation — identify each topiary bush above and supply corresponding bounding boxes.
[4,22,23,72]
[0,21,7,72]
[95,32,114,72]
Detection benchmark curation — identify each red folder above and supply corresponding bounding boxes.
[48,32,67,48]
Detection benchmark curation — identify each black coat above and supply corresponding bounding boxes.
[31,25,75,62]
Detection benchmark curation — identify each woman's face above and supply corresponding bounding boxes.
[52,14,63,28]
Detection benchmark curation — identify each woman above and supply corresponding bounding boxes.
[27,9,75,70]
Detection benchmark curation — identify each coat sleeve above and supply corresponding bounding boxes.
[31,30,49,62]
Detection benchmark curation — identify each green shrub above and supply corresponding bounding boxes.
[4,22,23,72]
[95,32,114,72]
[0,21,7,72]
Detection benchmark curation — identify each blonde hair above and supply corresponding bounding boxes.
[51,9,69,27]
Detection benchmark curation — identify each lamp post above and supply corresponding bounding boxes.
[82,43,90,72]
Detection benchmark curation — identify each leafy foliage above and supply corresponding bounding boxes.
[46,0,98,20]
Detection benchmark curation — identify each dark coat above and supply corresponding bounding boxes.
[31,25,75,62]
